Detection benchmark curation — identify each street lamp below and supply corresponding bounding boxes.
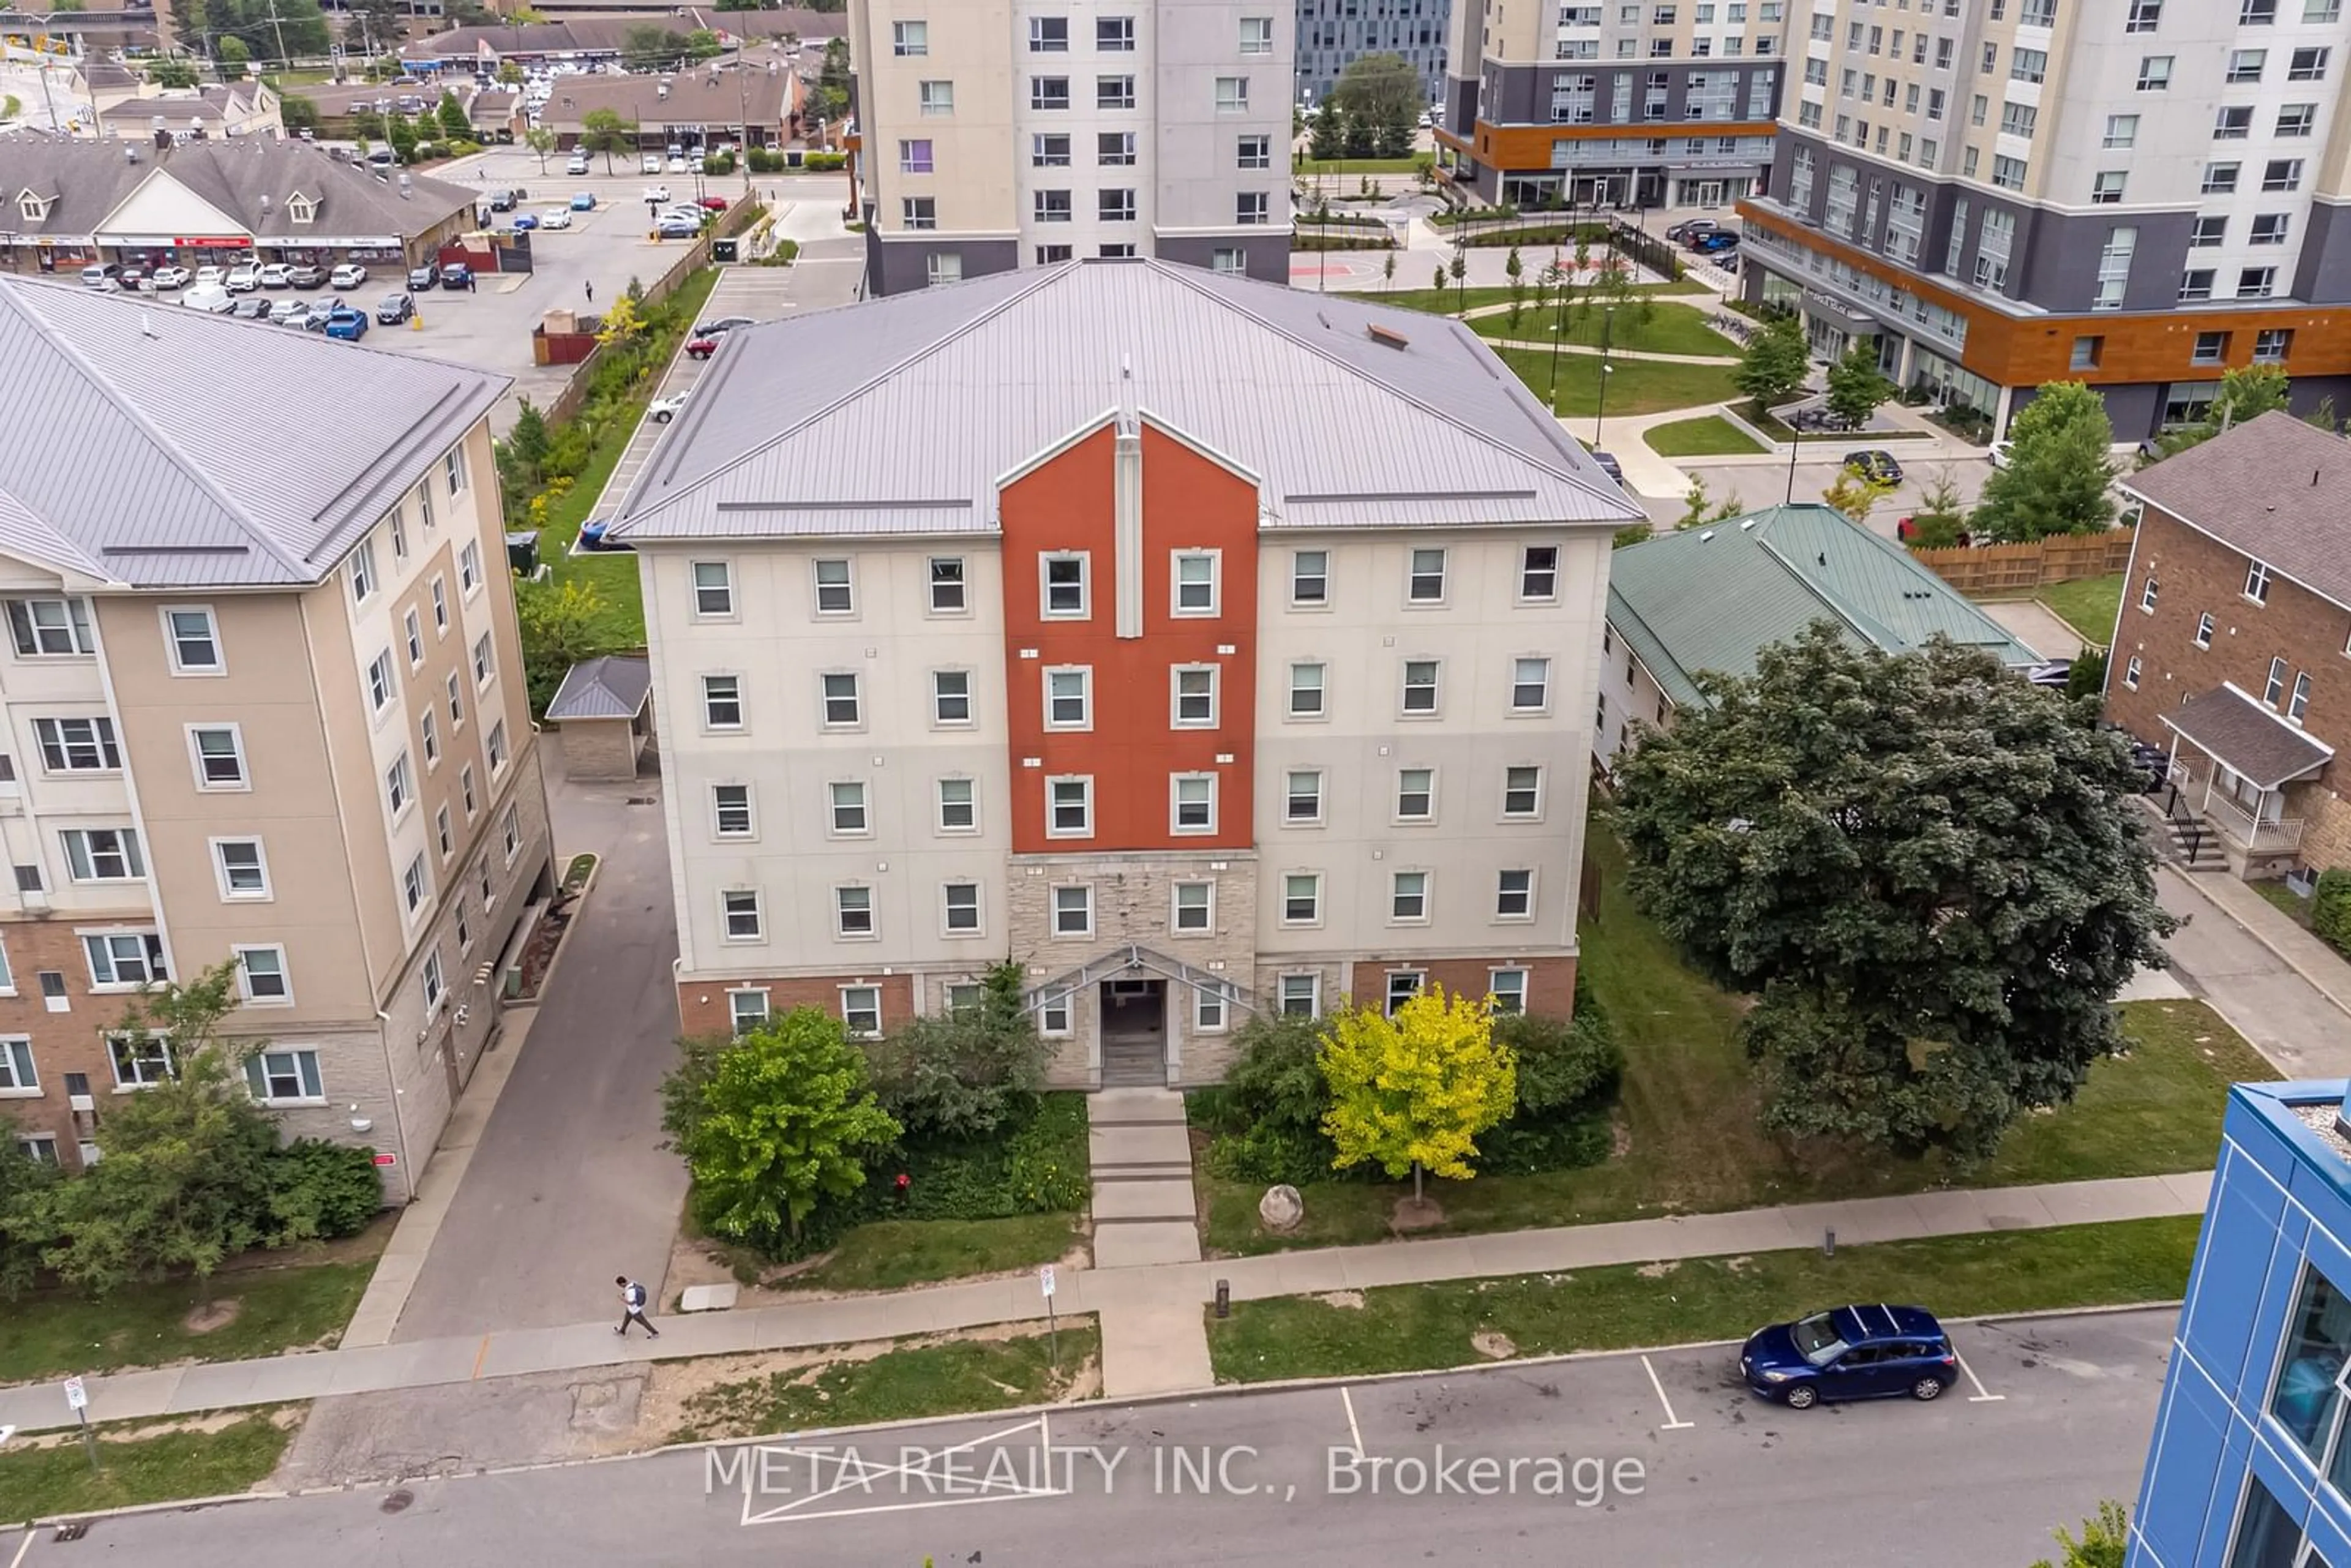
[1591,306,1618,448]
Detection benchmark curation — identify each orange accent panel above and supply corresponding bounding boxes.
[999,426,1260,855]
[1736,200,2351,386]
[1474,119,1779,167]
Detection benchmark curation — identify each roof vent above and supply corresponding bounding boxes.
[1698,529,1715,542]
[657,81,670,99]
[1366,323,1409,351]
[1739,518,1757,530]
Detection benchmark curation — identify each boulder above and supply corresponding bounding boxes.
[1259,1184,1304,1232]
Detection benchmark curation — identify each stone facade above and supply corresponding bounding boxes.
[557,716,644,782]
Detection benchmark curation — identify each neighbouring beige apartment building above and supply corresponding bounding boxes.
[0,276,553,1198]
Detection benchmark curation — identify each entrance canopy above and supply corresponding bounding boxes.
[2161,683,2331,790]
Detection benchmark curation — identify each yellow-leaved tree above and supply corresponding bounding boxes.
[1318,985,1517,1205]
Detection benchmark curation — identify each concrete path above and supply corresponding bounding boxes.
[1979,598,2083,661]
[2156,864,2351,1078]
[1087,1088,1213,1398]
[0,1171,2209,1436]
[384,756,688,1341]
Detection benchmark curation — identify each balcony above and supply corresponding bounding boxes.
[2164,753,2307,857]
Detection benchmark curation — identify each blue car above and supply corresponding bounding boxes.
[511,212,539,231]
[1739,1304,1958,1409]
[576,517,632,553]
[1693,231,1742,255]
[570,192,597,211]
[322,305,370,340]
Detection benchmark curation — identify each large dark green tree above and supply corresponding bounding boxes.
[1824,341,1894,429]
[1973,381,2118,542]
[1332,51,1419,158]
[1612,626,2175,1162]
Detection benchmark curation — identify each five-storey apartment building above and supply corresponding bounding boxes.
[611,260,1638,1087]
[846,0,1298,294]
[0,279,554,1197]
[1297,0,1453,105]
[1437,0,1789,209]
[1739,0,2351,441]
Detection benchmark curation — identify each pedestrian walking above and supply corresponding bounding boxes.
[615,1275,659,1338]
[583,279,594,303]
[466,271,478,293]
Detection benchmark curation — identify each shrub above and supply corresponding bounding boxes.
[864,962,1049,1141]
[1498,1003,1622,1120]
[1193,1012,1348,1185]
[803,150,847,171]
[264,1139,384,1242]
[2314,869,2351,958]
[703,150,737,174]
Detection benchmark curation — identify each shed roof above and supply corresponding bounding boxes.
[546,655,651,720]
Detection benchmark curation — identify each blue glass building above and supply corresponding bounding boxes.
[2131,1081,2351,1568]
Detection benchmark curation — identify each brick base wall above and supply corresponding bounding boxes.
[1347,956,1579,1019]
[677,971,917,1041]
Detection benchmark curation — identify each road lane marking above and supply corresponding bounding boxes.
[1640,1355,1695,1430]
[1956,1354,2005,1403]
[1340,1386,1365,1457]
[740,1415,1065,1526]
[10,1526,34,1568]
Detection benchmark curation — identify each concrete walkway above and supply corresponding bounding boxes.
[1086,1088,1212,1398]
[0,1171,2208,1436]
[2156,863,2351,1078]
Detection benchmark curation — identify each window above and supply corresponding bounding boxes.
[402,852,429,913]
[2241,267,2279,299]
[1195,983,1228,1033]
[1048,776,1093,837]
[1172,666,1217,727]
[1097,75,1134,111]
[722,888,762,940]
[920,80,954,115]
[2216,105,2254,140]
[0,1037,33,1093]
[2312,0,2343,18]
[1279,973,1320,1018]
[2094,227,2136,311]
[2127,0,2162,29]
[1215,76,1248,112]
[1397,767,1434,821]
[1285,769,1322,824]
[841,987,882,1039]
[2140,573,2160,612]
[7,597,92,656]
[64,828,143,882]
[834,885,875,937]
[1401,659,1440,715]
[1236,192,1269,225]
[806,558,855,616]
[1237,134,1271,170]
[460,541,482,595]
[691,560,733,618]
[899,141,934,178]
[364,651,400,714]
[402,609,425,668]
[1490,969,1529,1015]
[1040,993,1071,1035]
[2292,672,2313,724]
[1210,247,1247,274]
[1171,773,1215,833]
[486,720,508,775]
[1054,884,1093,936]
[1239,13,1272,52]
[1041,553,1088,616]
[937,778,976,832]
[1504,765,1543,817]
[34,716,119,772]
[188,725,246,789]
[1992,156,2028,192]
[1385,971,1424,1016]
[2279,104,2317,138]
[1391,870,1429,921]
[822,672,860,727]
[1288,661,1326,717]
[2071,337,2104,372]
[2204,163,2240,197]
[1099,13,1135,49]
[2271,1269,2351,1458]
[2136,55,2172,89]
[2256,329,2295,364]
[2102,115,2138,150]
[2253,214,2292,247]
[86,932,165,988]
[702,674,743,729]
[1029,15,1067,50]
[212,838,269,899]
[108,1030,174,1087]
[729,991,769,1035]
[1046,667,1091,729]
[1282,872,1321,925]
[2266,159,2306,192]
[157,605,223,673]
[2244,0,2278,17]
[2192,216,2227,248]
[348,539,377,602]
[2244,560,2276,606]
[245,1046,321,1103]
[1512,658,1551,713]
[1407,547,1446,602]
[421,708,441,767]
[829,779,869,835]
[1033,132,1072,168]
[1031,75,1070,110]
[931,669,972,726]
[1098,132,1136,169]
[2229,48,2267,83]
[2195,613,2216,649]
[473,632,494,687]
[925,557,967,614]
[1173,552,1218,614]
[435,804,454,860]
[1496,869,1534,919]
[2091,171,2126,204]
[1173,881,1213,933]
[893,18,926,54]
[943,882,981,934]
[1520,546,1559,601]
[1291,550,1328,606]
[712,782,754,838]
[460,764,477,818]
[2290,46,2331,81]
[501,803,520,865]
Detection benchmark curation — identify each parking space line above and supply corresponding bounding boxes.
[1340,1385,1365,1458]
[1640,1355,1695,1430]
[1955,1354,2005,1403]
[10,1526,34,1568]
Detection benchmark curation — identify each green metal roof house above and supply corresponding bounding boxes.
[1598,503,2043,759]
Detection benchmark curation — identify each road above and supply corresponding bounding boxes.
[9,1308,2173,1566]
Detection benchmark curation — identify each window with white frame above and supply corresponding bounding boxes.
[1285,768,1322,824]
[436,805,454,860]
[812,558,855,615]
[827,779,869,835]
[163,606,222,673]
[389,503,410,562]
[1171,773,1215,833]
[1282,872,1321,924]
[2140,572,2159,612]
[446,672,465,730]
[1172,880,1213,933]
[2195,613,2215,649]
[1512,657,1553,712]
[729,990,769,1035]
[460,764,478,817]
[2291,672,2312,723]
[1053,883,1093,936]
[937,777,977,831]
[1504,765,1543,817]
[1195,982,1228,1032]
[2246,560,2273,604]
[501,803,520,864]
[1279,973,1319,1017]
[1291,549,1328,606]
[34,716,120,772]
[246,1046,322,1103]
[943,881,981,934]
[1391,870,1429,921]
[1048,776,1093,836]
[1041,553,1088,616]
[1215,75,1249,111]
[933,669,973,725]
[1384,970,1425,1015]
[444,443,467,498]
[834,885,875,937]
[212,838,269,899]
[1040,991,1073,1035]
[402,852,429,914]
[473,632,495,686]
[1396,767,1434,820]
[920,79,953,114]
[722,888,763,940]
[189,725,246,789]
[7,596,93,657]
[1171,666,1217,727]
[348,538,378,602]
[1289,662,1326,716]
[692,561,733,617]
[403,609,424,667]
[1490,969,1529,1015]
[821,672,860,726]
[487,719,509,775]
[369,650,396,713]
[713,782,754,838]
[460,541,482,595]
[86,932,166,987]
[1173,552,1218,614]
[108,1030,174,1086]
[1407,547,1447,602]
[929,557,966,612]
[1401,659,1440,715]
[841,986,882,1038]
[1496,868,1535,918]
[2123,655,2141,689]
[0,937,12,995]
[1046,667,1092,729]
[421,708,441,767]
[0,1037,34,1092]
[1239,13,1272,52]
[63,827,144,882]
[1520,546,1559,601]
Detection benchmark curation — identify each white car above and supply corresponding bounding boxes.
[181,283,234,313]
[148,265,191,290]
[640,153,661,174]
[537,206,572,229]
[194,264,225,287]
[1989,440,2014,470]
[225,262,261,293]
[666,155,688,173]
[648,390,689,422]
[258,263,292,288]
[566,154,590,175]
[641,184,670,204]
[330,263,368,290]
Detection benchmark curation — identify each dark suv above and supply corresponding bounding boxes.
[1741,1304,1958,1409]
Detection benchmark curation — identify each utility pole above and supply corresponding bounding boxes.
[265,0,289,72]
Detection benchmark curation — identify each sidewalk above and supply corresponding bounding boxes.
[2156,864,2351,1078]
[0,1171,2208,1436]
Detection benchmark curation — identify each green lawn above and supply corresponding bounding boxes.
[1471,299,1733,358]
[1494,347,1740,419]
[2254,880,2317,929]
[1643,414,1766,457]
[1208,1215,2200,1384]
[0,1411,295,1525]
[2038,572,2126,647]
[0,1260,375,1385]
[1198,829,2271,1256]
[1362,279,1711,317]
[773,1214,1081,1294]
[1295,156,1433,175]
[667,1322,1100,1442]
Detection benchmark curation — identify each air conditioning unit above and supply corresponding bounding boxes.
[68,1092,94,1112]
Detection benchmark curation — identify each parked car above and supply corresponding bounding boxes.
[268,297,310,326]
[487,189,516,212]
[439,261,475,289]
[376,291,415,324]
[566,152,591,175]
[149,265,191,290]
[181,283,235,313]
[1740,1305,1958,1409]
[537,207,572,230]
[229,295,274,320]
[666,155,688,173]
[287,263,327,288]
[1692,231,1742,255]
[696,195,730,212]
[1591,450,1625,484]
[194,265,226,288]
[656,216,700,239]
[408,264,438,290]
[79,262,122,288]
[330,263,368,290]
[577,517,631,552]
[1989,440,2014,470]
[640,153,662,174]
[225,262,261,293]
[258,263,293,288]
[641,184,670,204]
[119,264,152,291]
[648,390,689,422]
[570,191,597,210]
[511,212,539,231]
[665,141,683,159]
[684,328,730,359]
[1843,448,1904,485]
[1665,219,1719,244]
[84,276,125,293]
[303,298,339,331]
[322,304,370,340]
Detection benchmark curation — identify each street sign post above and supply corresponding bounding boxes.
[1039,1266,1058,1370]
[62,1376,96,1471]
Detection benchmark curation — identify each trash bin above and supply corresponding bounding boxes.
[505,530,540,578]
[712,238,739,262]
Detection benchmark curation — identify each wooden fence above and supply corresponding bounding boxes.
[1908,528,2137,595]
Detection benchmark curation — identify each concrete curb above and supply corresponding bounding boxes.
[525,850,599,1003]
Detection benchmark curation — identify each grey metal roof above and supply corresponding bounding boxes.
[546,655,653,721]
[0,276,507,588]
[612,259,1640,542]
[2121,412,2351,611]
[2161,682,2333,790]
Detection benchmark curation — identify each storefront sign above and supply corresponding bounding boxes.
[104,234,249,249]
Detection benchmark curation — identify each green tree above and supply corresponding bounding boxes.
[515,576,616,715]
[803,35,852,130]
[1431,260,1445,292]
[2031,1501,2128,1568]
[1824,342,1894,430]
[2150,365,2295,459]
[504,398,552,478]
[150,56,200,89]
[672,1009,901,1242]
[1612,625,2177,1163]
[1821,462,1897,525]
[524,124,556,173]
[218,34,249,70]
[0,1139,58,1298]
[1733,314,1810,410]
[684,28,724,61]
[1320,985,1517,1205]
[278,91,318,133]
[1382,249,1397,292]
[1448,244,1466,312]
[1678,475,1744,530]
[498,59,525,85]
[1332,51,1420,159]
[622,24,686,72]
[385,110,419,164]
[1974,381,2118,542]
[1903,465,1970,547]
[579,107,637,174]
[1308,96,1344,162]
[863,962,1049,1141]
[436,89,470,140]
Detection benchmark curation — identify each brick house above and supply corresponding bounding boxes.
[2105,413,2351,881]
